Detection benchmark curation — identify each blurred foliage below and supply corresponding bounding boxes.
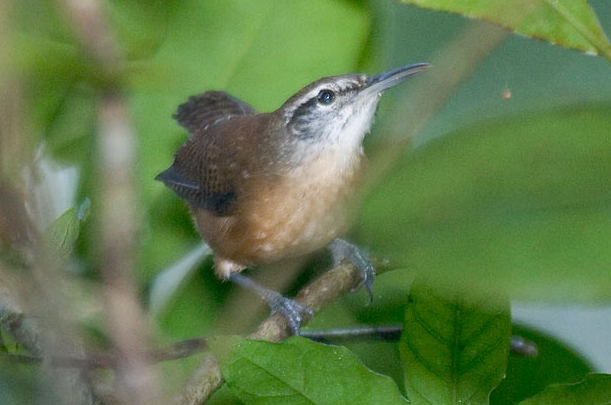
[357,105,611,301]
[0,364,46,405]
[491,325,592,405]
[2,0,611,402]
[518,373,611,405]
[396,0,611,58]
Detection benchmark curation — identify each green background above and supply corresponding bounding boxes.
[2,0,611,403]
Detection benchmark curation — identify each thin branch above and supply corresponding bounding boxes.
[509,335,539,358]
[302,325,538,358]
[302,324,404,344]
[172,353,222,405]
[2,321,537,371]
[249,261,365,342]
[1,337,209,369]
[60,0,118,72]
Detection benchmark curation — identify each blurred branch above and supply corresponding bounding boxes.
[0,259,370,404]
[1,337,208,369]
[58,0,158,404]
[0,2,101,401]
[365,21,509,190]
[97,93,157,404]
[0,269,43,356]
[61,0,119,72]
[1,318,537,371]
[0,260,100,405]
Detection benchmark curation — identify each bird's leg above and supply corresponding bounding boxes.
[229,272,314,335]
[329,238,375,305]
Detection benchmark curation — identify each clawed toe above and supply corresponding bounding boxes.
[330,238,376,305]
[356,261,375,306]
[267,293,314,335]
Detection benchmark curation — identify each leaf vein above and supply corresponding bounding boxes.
[237,355,318,405]
[403,331,452,383]
[543,0,611,59]
[460,336,506,375]
[411,305,453,347]
[452,298,461,404]
[461,312,505,344]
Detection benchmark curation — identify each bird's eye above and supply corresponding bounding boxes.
[317,89,335,105]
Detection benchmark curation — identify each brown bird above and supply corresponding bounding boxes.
[157,63,429,333]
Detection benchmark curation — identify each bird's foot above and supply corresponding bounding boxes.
[265,291,314,336]
[329,238,376,305]
[229,272,313,335]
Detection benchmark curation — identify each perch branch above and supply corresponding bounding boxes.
[171,260,368,405]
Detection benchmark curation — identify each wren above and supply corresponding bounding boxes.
[157,63,429,334]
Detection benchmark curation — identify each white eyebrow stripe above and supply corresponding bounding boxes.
[283,78,362,120]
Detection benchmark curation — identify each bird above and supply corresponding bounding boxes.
[157,62,429,334]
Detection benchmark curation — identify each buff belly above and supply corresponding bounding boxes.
[194,152,362,278]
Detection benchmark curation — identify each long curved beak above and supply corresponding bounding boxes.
[359,62,430,99]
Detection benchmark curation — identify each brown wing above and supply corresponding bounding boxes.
[173,91,256,133]
[157,92,257,216]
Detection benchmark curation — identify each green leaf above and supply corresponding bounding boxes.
[518,373,611,405]
[207,385,244,405]
[491,325,592,405]
[400,277,511,404]
[217,336,408,405]
[44,198,90,262]
[396,0,611,60]
[357,105,611,302]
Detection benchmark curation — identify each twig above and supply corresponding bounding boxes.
[1,337,208,369]
[0,320,538,372]
[170,353,222,405]
[509,335,539,358]
[302,325,538,358]
[302,324,404,343]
